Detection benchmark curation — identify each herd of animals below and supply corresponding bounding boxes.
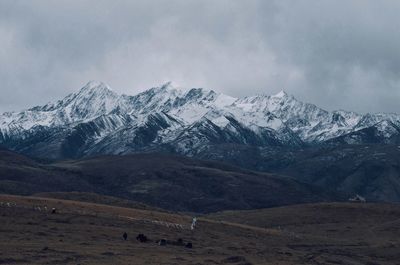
[122,217,196,248]
[123,232,193,249]
[1,199,194,251]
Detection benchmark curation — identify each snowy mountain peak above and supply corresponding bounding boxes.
[160,81,172,88]
[35,81,123,125]
[151,81,193,95]
[157,81,175,92]
[84,80,110,89]
[77,80,115,96]
[272,90,288,98]
[2,80,400,158]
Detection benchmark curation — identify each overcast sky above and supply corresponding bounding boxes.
[0,0,400,113]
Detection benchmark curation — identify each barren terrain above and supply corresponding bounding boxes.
[1,194,400,264]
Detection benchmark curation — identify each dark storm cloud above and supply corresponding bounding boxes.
[0,0,399,113]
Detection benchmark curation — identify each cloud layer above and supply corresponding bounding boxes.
[0,0,399,113]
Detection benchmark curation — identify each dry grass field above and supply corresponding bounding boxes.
[1,194,400,264]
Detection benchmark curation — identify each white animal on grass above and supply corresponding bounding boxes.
[191,217,197,230]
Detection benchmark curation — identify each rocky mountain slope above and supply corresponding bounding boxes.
[1,81,399,159]
[188,143,400,203]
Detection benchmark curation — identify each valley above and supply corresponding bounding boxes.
[2,2,399,264]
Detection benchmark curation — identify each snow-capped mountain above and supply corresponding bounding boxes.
[0,81,399,159]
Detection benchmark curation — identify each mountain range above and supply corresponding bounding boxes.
[2,81,400,203]
[1,81,400,160]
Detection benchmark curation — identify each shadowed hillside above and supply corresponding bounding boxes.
[0,149,338,213]
[194,143,400,202]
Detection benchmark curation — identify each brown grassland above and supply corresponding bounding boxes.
[1,194,400,264]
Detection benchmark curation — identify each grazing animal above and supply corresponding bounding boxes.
[158,239,167,246]
[136,234,148,243]
[123,232,128,240]
[185,242,193,249]
[51,208,57,214]
[191,217,197,230]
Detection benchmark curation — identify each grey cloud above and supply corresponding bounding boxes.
[0,0,399,114]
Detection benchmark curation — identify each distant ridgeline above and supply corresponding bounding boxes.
[1,81,399,160]
[1,81,400,205]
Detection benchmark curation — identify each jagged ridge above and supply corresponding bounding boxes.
[1,81,399,159]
